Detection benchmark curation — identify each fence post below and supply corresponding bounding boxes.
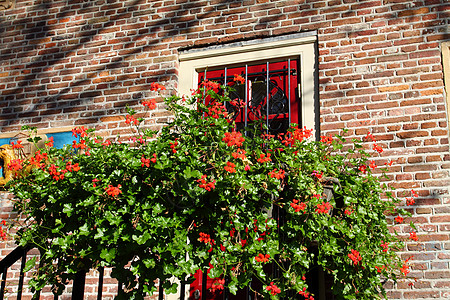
[71,270,86,300]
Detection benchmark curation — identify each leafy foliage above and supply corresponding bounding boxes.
[8,83,414,299]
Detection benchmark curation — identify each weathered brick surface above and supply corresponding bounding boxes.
[1,0,450,298]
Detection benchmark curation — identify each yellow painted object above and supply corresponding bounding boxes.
[0,144,16,186]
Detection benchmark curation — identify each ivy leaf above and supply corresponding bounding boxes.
[100,248,116,263]
[24,256,37,273]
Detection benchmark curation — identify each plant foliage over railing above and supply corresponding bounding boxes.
[7,81,416,299]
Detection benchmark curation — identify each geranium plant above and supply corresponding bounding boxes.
[7,81,416,299]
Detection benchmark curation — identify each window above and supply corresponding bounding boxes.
[178,32,318,136]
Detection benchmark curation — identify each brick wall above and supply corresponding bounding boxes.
[1,0,450,298]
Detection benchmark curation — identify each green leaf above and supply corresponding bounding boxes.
[24,256,37,273]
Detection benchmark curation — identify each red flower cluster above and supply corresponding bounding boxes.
[211,279,225,293]
[125,114,139,125]
[72,126,88,138]
[358,165,367,174]
[320,135,333,144]
[232,148,246,160]
[257,153,271,163]
[233,74,245,84]
[198,232,213,245]
[170,139,178,153]
[266,282,281,296]
[372,143,383,154]
[255,253,270,263]
[141,154,157,167]
[299,287,314,300]
[375,265,386,273]
[315,202,332,214]
[282,126,312,146]
[72,140,87,149]
[224,161,236,173]
[0,226,7,241]
[381,241,389,252]
[311,170,323,180]
[344,208,353,216]
[201,80,220,91]
[65,161,80,172]
[197,175,216,191]
[150,82,166,91]
[8,159,23,172]
[369,160,376,170]
[348,249,362,265]
[394,215,403,224]
[206,101,228,119]
[45,137,54,148]
[106,184,122,197]
[142,99,156,110]
[400,258,411,276]
[48,164,66,181]
[222,131,245,147]
[406,189,419,206]
[291,199,307,213]
[27,150,47,169]
[269,169,285,180]
[11,140,24,149]
[409,232,418,241]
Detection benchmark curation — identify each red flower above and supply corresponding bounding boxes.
[372,143,383,154]
[11,140,24,149]
[72,140,87,149]
[344,208,353,216]
[211,279,225,293]
[394,215,404,224]
[358,165,367,174]
[224,161,236,173]
[48,164,67,181]
[348,249,362,265]
[141,156,150,167]
[125,114,139,125]
[257,153,271,163]
[315,202,332,214]
[7,159,23,172]
[150,82,166,91]
[233,74,245,84]
[311,170,323,179]
[106,184,122,197]
[72,126,88,138]
[365,132,375,141]
[222,131,245,147]
[142,99,157,110]
[197,175,216,191]
[255,253,270,263]
[150,153,157,163]
[406,197,415,206]
[198,232,212,244]
[320,135,333,144]
[266,282,281,296]
[45,137,54,148]
[232,148,246,160]
[290,199,307,213]
[269,169,285,180]
[201,80,220,91]
[170,139,178,153]
[299,287,314,300]
[369,160,376,170]
[66,161,80,172]
[409,232,418,241]
[381,241,389,252]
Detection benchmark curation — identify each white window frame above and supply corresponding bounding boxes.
[178,33,318,132]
